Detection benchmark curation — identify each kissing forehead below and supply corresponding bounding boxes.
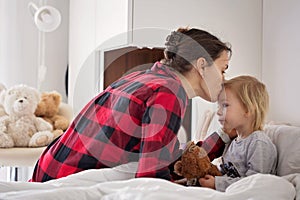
[218,88,236,103]
[218,88,227,102]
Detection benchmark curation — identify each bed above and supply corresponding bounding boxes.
[0,124,299,200]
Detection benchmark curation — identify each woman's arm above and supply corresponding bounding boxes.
[136,87,187,180]
[197,129,236,161]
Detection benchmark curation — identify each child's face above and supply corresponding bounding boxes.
[217,88,249,133]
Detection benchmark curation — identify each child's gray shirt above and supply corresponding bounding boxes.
[215,130,277,192]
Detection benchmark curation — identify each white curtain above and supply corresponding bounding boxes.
[0,0,69,101]
[0,0,39,88]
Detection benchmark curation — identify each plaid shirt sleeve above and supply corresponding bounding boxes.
[135,86,186,180]
[197,131,226,161]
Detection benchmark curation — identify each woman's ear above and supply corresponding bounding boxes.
[196,57,206,78]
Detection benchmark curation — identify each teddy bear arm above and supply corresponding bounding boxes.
[29,131,54,147]
[0,132,14,147]
[187,178,198,186]
[208,164,222,176]
[0,116,12,147]
[0,105,7,117]
[51,115,69,130]
[181,159,199,185]
[43,117,53,125]
[0,116,10,133]
[34,117,53,131]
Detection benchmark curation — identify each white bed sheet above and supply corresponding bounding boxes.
[0,163,298,200]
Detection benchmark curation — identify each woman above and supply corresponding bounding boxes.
[31,27,232,182]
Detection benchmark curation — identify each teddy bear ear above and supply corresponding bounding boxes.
[181,141,194,154]
[185,141,194,149]
[174,161,183,176]
[0,83,6,92]
[32,87,41,102]
[54,91,62,101]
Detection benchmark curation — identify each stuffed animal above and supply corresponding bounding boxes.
[0,83,7,117]
[174,141,222,186]
[0,84,54,148]
[34,91,69,139]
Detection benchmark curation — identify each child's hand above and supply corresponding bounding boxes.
[199,175,216,189]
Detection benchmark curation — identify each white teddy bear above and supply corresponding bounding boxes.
[0,84,54,148]
[0,83,6,117]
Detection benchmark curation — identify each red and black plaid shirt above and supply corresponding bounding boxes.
[31,62,226,182]
[31,62,189,182]
[197,132,225,161]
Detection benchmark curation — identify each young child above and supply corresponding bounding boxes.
[199,75,277,192]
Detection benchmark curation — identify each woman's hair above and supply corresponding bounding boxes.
[224,75,269,131]
[162,27,232,72]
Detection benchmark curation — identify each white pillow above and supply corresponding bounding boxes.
[264,124,300,176]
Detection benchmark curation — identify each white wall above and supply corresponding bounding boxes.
[0,0,69,101]
[68,0,96,114]
[133,0,262,79]
[262,0,300,126]
[0,0,37,88]
[133,0,263,139]
[68,0,300,131]
[68,0,129,115]
[68,0,263,138]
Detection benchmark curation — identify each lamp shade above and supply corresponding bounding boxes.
[28,2,61,32]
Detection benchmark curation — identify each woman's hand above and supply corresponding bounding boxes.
[199,175,216,189]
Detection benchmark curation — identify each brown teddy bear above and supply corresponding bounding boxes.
[174,141,222,186]
[34,91,69,139]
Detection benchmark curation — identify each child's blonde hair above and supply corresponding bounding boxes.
[224,75,269,131]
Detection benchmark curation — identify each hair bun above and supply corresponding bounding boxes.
[165,31,182,58]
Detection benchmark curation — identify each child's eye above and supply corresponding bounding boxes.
[222,103,229,108]
[217,103,228,110]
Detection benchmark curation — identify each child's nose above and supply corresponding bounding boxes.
[217,107,222,116]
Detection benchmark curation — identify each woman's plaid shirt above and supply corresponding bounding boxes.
[31,62,190,182]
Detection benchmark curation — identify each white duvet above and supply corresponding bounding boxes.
[0,163,298,200]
